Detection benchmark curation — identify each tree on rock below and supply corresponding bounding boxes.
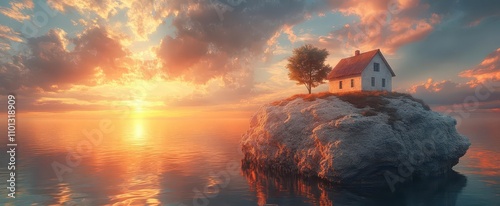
[286,44,332,94]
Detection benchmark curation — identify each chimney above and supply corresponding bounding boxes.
[355,50,360,56]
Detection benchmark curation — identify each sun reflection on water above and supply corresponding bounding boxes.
[130,118,147,146]
[4,116,499,205]
[55,183,73,205]
[107,119,163,205]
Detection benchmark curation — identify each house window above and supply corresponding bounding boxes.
[339,81,343,89]
[382,78,386,87]
[371,77,375,87]
[351,79,354,88]
[374,63,380,72]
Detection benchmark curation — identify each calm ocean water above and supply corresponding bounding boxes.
[0,112,499,205]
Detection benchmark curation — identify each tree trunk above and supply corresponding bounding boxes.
[309,68,312,94]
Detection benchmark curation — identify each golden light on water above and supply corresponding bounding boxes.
[55,183,73,205]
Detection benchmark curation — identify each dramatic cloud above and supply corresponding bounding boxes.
[0,26,130,93]
[409,49,500,109]
[0,0,499,113]
[40,0,320,84]
[310,0,441,54]
[0,25,23,42]
[156,0,315,83]
[318,0,500,55]
[460,48,500,85]
[410,79,490,105]
[44,0,172,40]
[0,25,23,58]
[47,0,123,19]
[0,0,33,22]
[124,0,173,40]
[408,78,500,114]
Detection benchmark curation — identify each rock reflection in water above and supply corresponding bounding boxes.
[241,164,467,206]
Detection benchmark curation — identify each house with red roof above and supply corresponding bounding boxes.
[327,49,395,93]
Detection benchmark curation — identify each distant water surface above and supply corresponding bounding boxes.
[0,112,498,205]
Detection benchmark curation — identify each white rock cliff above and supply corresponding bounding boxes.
[241,92,470,185]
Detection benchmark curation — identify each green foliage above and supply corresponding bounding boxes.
[286,44,332,94]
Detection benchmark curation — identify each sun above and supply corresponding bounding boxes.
[132,100,144,112]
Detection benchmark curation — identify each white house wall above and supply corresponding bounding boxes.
[328,76,362,93]
[361,53,392,92]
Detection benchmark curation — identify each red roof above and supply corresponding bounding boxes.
[327,49,395,80]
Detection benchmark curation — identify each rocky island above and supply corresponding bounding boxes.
[241,92,470,186]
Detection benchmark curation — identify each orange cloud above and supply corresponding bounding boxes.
[155,0,312,84]
[0,26,131,93]
[125,1,161,40]
[47,0,122,19]
[0,0,33,22]
[408,48,500,108]
[312,0,440,54]
[460,48,500,85]
[408,78,500,108]
[0,25,23,45]
[282,24,297,43]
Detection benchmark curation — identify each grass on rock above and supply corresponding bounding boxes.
[271,91,431,125]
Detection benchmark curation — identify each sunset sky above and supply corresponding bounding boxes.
[0,0,499,117]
